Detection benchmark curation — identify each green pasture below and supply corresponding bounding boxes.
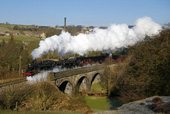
[0,24,15,31]
[0,36,40,42]
[84,83,109,111]
[84,96,110,112]
[91,84,103,92]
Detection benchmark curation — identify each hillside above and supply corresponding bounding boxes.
[0,23,62,39]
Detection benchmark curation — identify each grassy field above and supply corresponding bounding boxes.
[0,36,40,42]
[84,84,110,112]
[0,24,37,33]
[0,24,41,42]
[0,110,82,114]
[84,96,110,112]
[91,84,103,92]
[0,24,16,31]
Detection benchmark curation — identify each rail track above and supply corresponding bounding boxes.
[0,78,27,88]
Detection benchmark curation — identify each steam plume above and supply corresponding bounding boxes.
[32,17,162,59]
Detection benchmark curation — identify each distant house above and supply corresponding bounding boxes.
[15,33,20,35]
[40,32,46,39]
[0,31,10,36]
[25,32,46,39]
[56,27,64,30]
[81,27,94,34]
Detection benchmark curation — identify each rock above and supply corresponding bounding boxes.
[148,103,157,110]
[95,96,170,114]
[152,97,163,103]
[112,108,118,110]
[139,103,145,105]
[147,97,170,113]
[153,101,170,113]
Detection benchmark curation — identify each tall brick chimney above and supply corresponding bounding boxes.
[64,17,66,31]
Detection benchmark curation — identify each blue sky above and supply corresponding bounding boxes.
[0,0,170,27]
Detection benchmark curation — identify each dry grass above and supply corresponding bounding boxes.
[0,71,23,84]
[0,85,32,110]
[0,82,89,113]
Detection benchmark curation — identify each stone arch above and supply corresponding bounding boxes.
[91,72,101,85]
[90,72,102,92]
[58,80,73,96]
[75,76,89,94]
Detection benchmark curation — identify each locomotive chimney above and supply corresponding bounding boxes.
[64,17,66,31]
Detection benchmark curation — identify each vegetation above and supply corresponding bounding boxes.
[41,50,60,59]
[0,23,62,38]
[119,28,170,102]
[66,25,83,35]
[45,28,62,37]
[1,22,170,113]
[13,25,38,31]
[84,97,109,112]
[0,82,89,112]
[0,35,40,80]
[0,36,40,42]
[102,27,170,103]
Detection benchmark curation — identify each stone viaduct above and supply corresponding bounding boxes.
[47,65,106,96]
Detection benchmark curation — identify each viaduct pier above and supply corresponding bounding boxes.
[47,65,106,96]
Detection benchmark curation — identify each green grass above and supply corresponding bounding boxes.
[0,110,82,114]
[91,84,106,93]
[0,36,40,42]
[0,24,37,32]
[91,84,102,89]
[0,24,15,31]
[84,96,110,112]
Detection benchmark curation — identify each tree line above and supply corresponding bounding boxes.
[0,36,39,80]
[102,27,170,103]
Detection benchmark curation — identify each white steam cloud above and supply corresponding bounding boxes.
[32,17,162,59]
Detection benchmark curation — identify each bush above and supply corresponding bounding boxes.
[0,85,31,110]
[25,82,60,111]
[101,57,129,96]
[116,28,170,102]
[0,82,89,112]
[0,82,61,110]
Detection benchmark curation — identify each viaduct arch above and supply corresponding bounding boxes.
[47,65,104,96]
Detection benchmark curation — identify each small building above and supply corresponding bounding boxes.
[81,27,94,34]
[40,32,46,39]
[0,31,10,36]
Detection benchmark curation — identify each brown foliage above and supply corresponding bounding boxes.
[116,28,170,103]
[0,39,32,80]
[152,97,163,103]
[0,82,89,112]
[102,57,129,96]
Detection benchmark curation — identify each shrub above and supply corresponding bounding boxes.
[0,85,31,110]
[0,82,89,112]
[116,28,170,102]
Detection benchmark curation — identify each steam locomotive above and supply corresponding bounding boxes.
[23,55,127,76]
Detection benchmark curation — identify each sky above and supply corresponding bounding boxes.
[0,0,170,27]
